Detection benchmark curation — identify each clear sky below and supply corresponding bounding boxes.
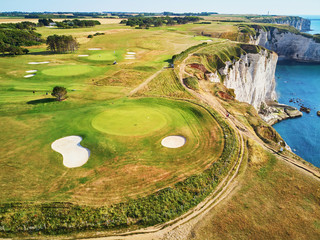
[1,0,320,15]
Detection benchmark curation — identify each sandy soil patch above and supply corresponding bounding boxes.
[78,54,89,57]
[26,70,37,73]
[161,136,186,148]
[24,74,35,78]
[51,136,90,168]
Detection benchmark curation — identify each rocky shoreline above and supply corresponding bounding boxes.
[259,103,303,125]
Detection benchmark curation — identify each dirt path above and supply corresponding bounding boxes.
[81,53,320,240]
[128,68,165,97]
[82,132,245,240]
[179,54,320,180]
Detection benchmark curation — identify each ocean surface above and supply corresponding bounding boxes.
[273,16,320,167]
[300,15,320,34]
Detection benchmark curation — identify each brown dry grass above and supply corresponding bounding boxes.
[188,146,320,240]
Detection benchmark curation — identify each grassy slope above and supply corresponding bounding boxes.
[188,143,320,239]
[2,24,230,206]
[1,18,320,237]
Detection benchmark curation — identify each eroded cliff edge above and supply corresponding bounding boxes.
[251,16,311,32]
[182,42,302,125]
[249,25,320,62]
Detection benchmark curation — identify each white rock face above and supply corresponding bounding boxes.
[274,19,311,32]
[251,29,320,62]
[210,50,278,110]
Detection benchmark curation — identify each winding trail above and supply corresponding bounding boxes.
[81,52,320,240]
[178,54,320,180]
[80,59,246,240]
[128,68,165,97]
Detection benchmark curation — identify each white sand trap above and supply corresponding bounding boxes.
[125,55,136,60]
[161,136,186,149]
[28,61,50,65]
[26,70,37,73]
[51,136,90,168]
[127,52,136,55]
[78,54,89,57]
[24,74,35,78]
[88,48,101,50]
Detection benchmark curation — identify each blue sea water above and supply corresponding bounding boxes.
[273,17,320,167]
[273,62,320,167]
[300,15,320,34]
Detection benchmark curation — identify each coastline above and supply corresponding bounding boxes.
[260,103,303,126]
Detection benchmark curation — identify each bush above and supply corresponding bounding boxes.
[183,77,199,90]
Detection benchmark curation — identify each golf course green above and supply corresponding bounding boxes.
[88,51,117,61]
[92,106,167,136]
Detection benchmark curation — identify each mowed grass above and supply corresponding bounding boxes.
[87,51,117,61]
[0,21,228,210]
[0,97,224,205]
[42,65,94,76]
[92,105,167,136]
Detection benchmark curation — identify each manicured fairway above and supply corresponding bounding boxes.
[42,65,94,76]
[92,106,167,136]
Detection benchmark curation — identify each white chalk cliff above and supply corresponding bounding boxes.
[208,49,278,110]
[250,28,320,62]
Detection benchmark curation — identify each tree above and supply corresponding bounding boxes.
[51,86,67,101]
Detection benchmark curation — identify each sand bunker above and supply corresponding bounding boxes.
[51,136,90,168]
[28,61,50,65]
[78,54,89,57]
[88,48,101,50]
[125,51,136,60]
[161,136,186,148]
[26,70,37,73]
[24,74,35,78]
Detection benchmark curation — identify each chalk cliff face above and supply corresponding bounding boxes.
[251,28,320,62]
[273,18,311,32]
[208,50,278,110]
[252,17,311,32]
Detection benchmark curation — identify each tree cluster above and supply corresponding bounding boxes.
[55,19,101,29]
[0,22,43,55]
[37,18,54,26]
[46,34,79,53]
[121,16,202,29]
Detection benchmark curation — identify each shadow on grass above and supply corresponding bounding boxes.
[28,51,53,56]
[27,98,56,105]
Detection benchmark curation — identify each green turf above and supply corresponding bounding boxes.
[92,105,167,136]
[87,51,117,61]
[42,65,94,76]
